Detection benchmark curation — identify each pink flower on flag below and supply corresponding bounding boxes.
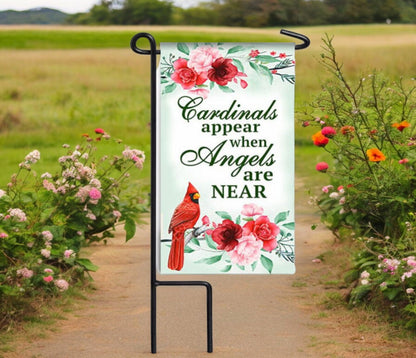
[201,215,210,226]
[249,49,260,58]
[241,203,264,217]
[243,216,279,252]
[188,88,210,99]
[228,234,262,266]
[188,46,221,73]
[171,58,207,90]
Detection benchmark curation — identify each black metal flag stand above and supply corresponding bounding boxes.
[130,29,310,354]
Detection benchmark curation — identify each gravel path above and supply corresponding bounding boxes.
[8,212,332,358]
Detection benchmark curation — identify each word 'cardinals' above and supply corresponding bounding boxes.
[168,182,200,271]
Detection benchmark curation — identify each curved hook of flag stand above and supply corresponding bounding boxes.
[130,29,310,354]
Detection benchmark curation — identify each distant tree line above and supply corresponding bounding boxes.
[66,0,416,26]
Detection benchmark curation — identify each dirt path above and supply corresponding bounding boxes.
[5,212,416,357]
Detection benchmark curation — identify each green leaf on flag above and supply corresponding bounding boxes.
[205,234,218,250]
[216,211,232,220]
[256,55,277,63]
[177,42,189,55]
[163,82,177,95]
[218,85,234,93]
[195,254,223,265]
[184,246,194,253]
[232,58,244,72]
[226,45,245,55]
[260,255,273,273]
[283,222,295,230]
[221,265,232,272]
[274,211,290,224]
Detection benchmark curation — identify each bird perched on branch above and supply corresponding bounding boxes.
[168,182,200,271]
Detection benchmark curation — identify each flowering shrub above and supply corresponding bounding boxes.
[305,36,416,329]
[0,129,145,328]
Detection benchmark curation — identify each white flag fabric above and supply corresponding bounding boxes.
[158,42,295,274]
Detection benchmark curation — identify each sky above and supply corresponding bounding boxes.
[0,0,200,14]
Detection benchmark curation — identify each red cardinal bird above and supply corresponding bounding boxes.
[168,182,200,271]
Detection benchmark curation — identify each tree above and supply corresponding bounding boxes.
[119,0,173,25]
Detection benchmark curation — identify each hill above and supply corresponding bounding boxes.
[0,8,68,25]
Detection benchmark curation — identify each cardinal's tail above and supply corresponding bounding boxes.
[168,229,185,271]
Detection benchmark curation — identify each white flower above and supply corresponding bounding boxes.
[42,230,53,241]
[54,279,69,291]
[17,267,34,278]
[41,249,51,258]
[89,179,101,188]
[360,270,370,279]
[0,189,6,198]
[7,208,27,222]
[41,172,52,179]
[64,249,75,258]
[329,192,339,199]
[25,150,40,164]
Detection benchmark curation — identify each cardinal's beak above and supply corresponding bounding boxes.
[194,193,200,200]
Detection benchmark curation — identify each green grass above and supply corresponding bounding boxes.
[0,24,414,190]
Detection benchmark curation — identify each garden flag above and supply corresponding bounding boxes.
[158,42,295,274]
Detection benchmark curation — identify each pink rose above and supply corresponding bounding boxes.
[243,216,279,252]
[229,234,262,266]
[43,275,53,283]
[241,203,264,217]
[188,46,221,73]
[55,279,69,291]
[316,162,329,172]
[89,187,101,200]
[171,58,207,90]
[321,126,336,138]
[64,249,74,258]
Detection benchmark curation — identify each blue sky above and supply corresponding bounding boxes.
[0,0,200,14]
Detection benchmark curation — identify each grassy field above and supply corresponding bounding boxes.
[0,24,415,192]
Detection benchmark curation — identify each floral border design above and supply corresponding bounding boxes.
[164,203,295,274]
[160,43,295,98]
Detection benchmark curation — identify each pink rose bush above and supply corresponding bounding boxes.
[0,129,145,328]
[184,204,294,273]
[160,43,295,98]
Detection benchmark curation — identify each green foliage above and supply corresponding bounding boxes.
[0,131,146,329]
[63,0,413,27]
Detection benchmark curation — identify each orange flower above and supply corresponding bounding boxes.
[366,148,386,162]
[312,131,329,147]
[392,120,410,132]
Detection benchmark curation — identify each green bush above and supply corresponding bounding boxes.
[0,129,146,328]
[305,35,416,329]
